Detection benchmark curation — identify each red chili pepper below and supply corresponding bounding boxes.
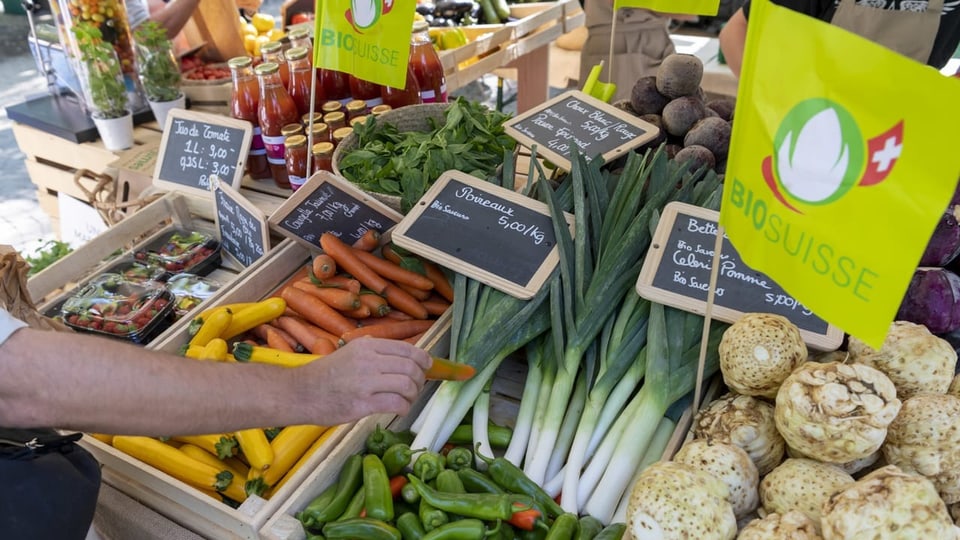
[389,475,408,498]
[508,503,541,531]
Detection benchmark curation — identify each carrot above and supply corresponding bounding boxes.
[351,229,380,252]
[384,308,415,321]
[352,249,434,291]
[423,261,455,303]
[300,275,363,296]
[403,332,426,344]
[358,293,391,317]
[341,305,372,319]
[267,323,301,351]
[383,284,429,320]
[312,254,337,279]
[281,287,357,337]
[426,357,476,381]
[320,233,390,294]
[357,317,401,328]
[380,242,404,266]
[340,320,437,344]
[274,315,339,355]
[251,324,298,352]
[396,282,431,301]
[265,326,295,352]
[422,297,451,317]
[292,281,361,311]
[271,266,312,298]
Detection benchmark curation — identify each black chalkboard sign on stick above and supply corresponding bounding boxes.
[153,109,252,198]
[636,202,843,351]
[392,171,573,300]
[502,90,658,171]
[268,171,403,250]
[210,176,270,268]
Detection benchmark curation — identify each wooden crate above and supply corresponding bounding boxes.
[182,82,231,116]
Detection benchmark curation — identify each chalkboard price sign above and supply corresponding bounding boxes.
[268,171,403,249]
[503,90,658,171]
[392,171,571,299]
[154,109,252,197]
[637,203,843,350]
[211,177,269,268]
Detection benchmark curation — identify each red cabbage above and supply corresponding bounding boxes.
[920,205,960,266]
[897,267,960,334]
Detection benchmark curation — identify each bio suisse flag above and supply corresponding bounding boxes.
[719,0,960,347]
[612,0,718,15]
[313,0,416,88]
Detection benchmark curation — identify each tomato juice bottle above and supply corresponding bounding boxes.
[381,64,422,109]
[319,68,352,105]
[409,20,448,103]
[286,47,314,118]
[348,75,383,108]
[261,41,290,90]
[256,62,300,189]
[228,56,271,180]
[285,134,309,191]
[287,27,313,63]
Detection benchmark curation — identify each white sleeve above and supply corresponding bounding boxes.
[0,309,27,346]
[126,0,152,29]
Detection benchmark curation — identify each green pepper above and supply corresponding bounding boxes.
[407,474,533,522]
[593,524,626,540]
[476,448,563,519]
[545,513,579,540]
[299,454,363,528]
[305,534,326,540]
[363,454,395,522]
[457,469,505,495]
[337,487,365,521]
[419,497,449,532]
[366,425,404,457]
[396,511,427,540]
[401,481,421,504]
[421,518,500,540]
[449,424,512,448]
[577,516,604,540]
[444,447,474,471]
[322,517,402,540]
[435,470,466,494]
[517,527,547,540]
[413,451,446,482]
[383,443,417,476]
[297,483,338,531]
[394,498,417,518]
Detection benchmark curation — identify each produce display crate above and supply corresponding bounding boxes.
[181,81,232,116]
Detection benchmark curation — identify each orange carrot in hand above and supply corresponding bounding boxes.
[383,283,429,320]
[312,254,337,279]
[352,229,380,251]
[281,287,357,337]
[292,281,361,311]
[426,357,476,381]
[352,249,434,291]
[339,319,436,343]
[320,233,390,294]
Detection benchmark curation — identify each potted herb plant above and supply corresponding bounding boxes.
[133,21,185,127]
[73,22,133,151]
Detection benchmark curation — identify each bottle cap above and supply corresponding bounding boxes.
[286,47,308,61]
[312,141,335,155]
[281,123,304,137]
[254,62,280,75]
[260,41,283,55]
[227,56,252,69]
[286,134,307,147]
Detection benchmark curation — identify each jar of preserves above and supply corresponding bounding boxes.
[228,56,271,180]
[348,75,383,108]
[312,142,335,174]
[332,126,354,148]
[321,100,343,116]
[319,68,352,105]
[349,115,369,128]
[281,123,304,138]
[256,62,300,189]
[345,100,367,121]
[370,104,393,117]
[409,20,448,103]
[302,112,324,126]
[261,41,289,90]
[285,135,309,191]
[308,122,330,144]
[286,47,314,118]
[323,111,347,133]
[381,65,422,109]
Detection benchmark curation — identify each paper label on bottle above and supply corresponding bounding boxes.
[250,126,267,156]
[263,134,286,165]
[439,84,448,102]
[289,175,306,191]
[420,89,437,103]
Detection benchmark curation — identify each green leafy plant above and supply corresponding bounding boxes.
[73,22,129,119]
[24,240,73,276]
[133,21,182,103]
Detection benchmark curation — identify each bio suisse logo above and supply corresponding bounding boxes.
[346,0,394,32]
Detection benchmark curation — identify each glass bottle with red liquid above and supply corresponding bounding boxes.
[381,64,422,109]
[319,68,352,106]
[255,62,300,189]
[285,47,314,118]
[287,28,313,62]
[228,56,271,180]
[409,20,448,103]
[285,134,309,192]
[261,41,290,90]
[348,75,383,108]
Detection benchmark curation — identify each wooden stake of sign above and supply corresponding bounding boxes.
[694,224,725,413]
[210,175,270,268]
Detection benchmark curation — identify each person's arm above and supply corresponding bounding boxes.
[0,327,430,436]
[147,0,203,39]
[719,7,748,77]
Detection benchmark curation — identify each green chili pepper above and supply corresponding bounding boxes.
[457,469,505,495]
[382,443,417,476]
[419,497,449,532]
[305,534,326,540]
[299,454,363,527]
[297,482,338,531]
[322,517,401,540]
[407,474,533,522]
[366,425,404,457]
[336,488,365,521]
[413,451,446,482]
[516,527,547,540]
[545,513,579,540]
[421,518,500,540]
[449,424,512,448]
[401,481,421,504]
[475,446,563,519]
[435,470,466,494]
[593,524,626,540]
[444,447,474,471]
[363,454,395,522]
[493,522,516,540]
[577,516,604,540]
[394,498,417,518]
[396,511,427,540]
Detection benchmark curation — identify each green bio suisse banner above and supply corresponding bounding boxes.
[313,0,415,88]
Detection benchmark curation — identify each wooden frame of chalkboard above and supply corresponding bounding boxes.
[502,89,658,172]
[153,109,252,198]
[210,176,270,268]
[268,171,404,250]
[636,202,844,351]
[392,170,573,300]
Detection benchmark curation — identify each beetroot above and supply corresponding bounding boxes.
[920,205,960,266]
[897,268,960,334]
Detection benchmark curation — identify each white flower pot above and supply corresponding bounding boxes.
[148,94,186,129]
[93,112,134,151]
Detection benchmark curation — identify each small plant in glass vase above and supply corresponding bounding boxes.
[134,21,185,126]
[74,22,134,150]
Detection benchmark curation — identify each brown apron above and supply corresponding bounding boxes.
[831,0,942,63]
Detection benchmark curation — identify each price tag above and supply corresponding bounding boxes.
[392,171,572,299]
[211,176,270,268]
[503,90,658,171]
[636,202,843,350]
[153,109,252,197]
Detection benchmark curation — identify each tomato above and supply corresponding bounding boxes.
[290,12,314,24]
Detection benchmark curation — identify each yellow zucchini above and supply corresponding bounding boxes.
[178,443,245,479]
[232,342,320,368]
[88,433,114,445]
[188,307,234,348]
[266,426,339,497]
[235,428,274,472]
[171,434,238,459]
[190,302,255,333]
[113,436,231,493]
[221,298,287,340]
[201,338,229,361]
[255,425,326,490]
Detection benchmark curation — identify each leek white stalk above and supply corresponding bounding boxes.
[472,382,493,471]
[612,415,676,524]
[503,340,544,466]
[546,369,589,480]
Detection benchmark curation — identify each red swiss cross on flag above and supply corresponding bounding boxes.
[860,120,904,187]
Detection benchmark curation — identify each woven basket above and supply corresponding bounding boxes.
[333,102,450,213]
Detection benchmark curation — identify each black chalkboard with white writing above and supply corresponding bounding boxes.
[638,203,836,343]
[270,172,402,248]
[503,90,657,171]
[392,171,568,299]
[154,110,251,196]
[213,182,268,267]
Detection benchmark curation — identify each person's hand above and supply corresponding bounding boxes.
[235,0,262,15]
[300,337,432,424]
